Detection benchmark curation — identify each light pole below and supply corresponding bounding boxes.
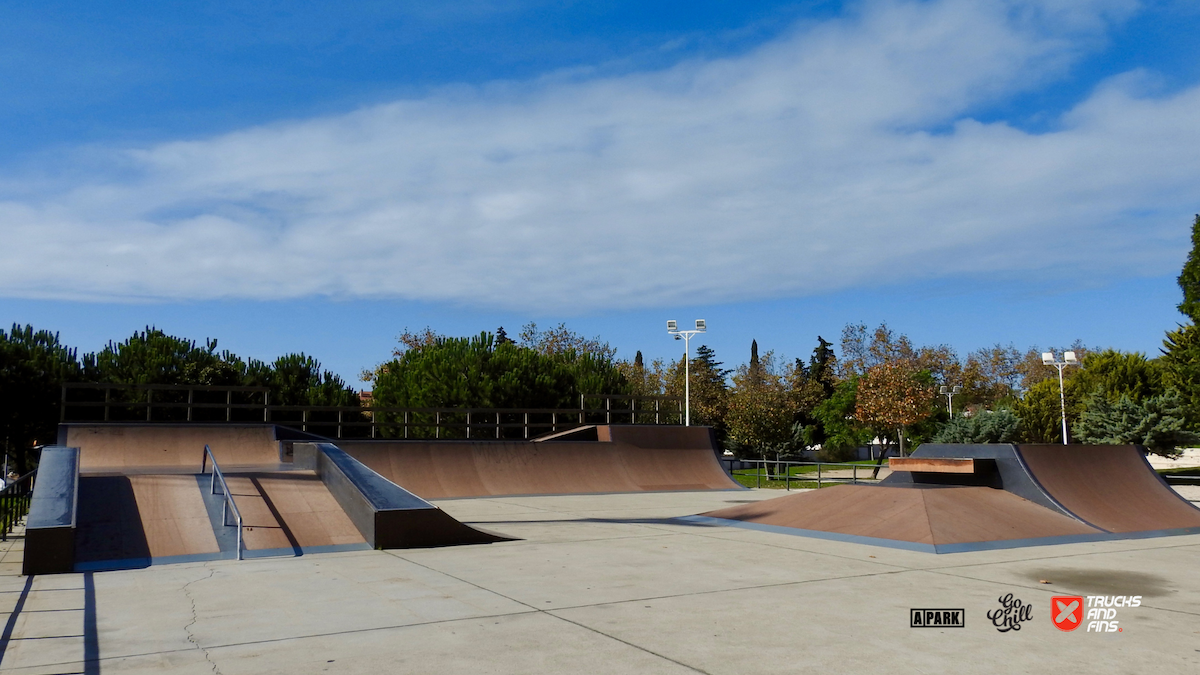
[939,385,962,417]
[667,319,706,426]
[1041,350,1078,445]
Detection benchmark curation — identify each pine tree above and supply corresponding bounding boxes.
[0,325,82,471]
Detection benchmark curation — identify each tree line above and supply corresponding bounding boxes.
[0,327,357,471]
[621,215,1200,465]
[5,216,1200,471]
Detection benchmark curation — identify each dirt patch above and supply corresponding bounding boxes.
[1024,568,1173,598]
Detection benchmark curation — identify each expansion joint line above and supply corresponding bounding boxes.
[389,552,715,675]
[182,566,222,675]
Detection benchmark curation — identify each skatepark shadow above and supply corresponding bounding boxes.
[0,573,99,675]
[466,517,723,528]
[248,475,303,557]
[74,477,152,570]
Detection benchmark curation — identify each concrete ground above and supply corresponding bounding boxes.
[2,488,1199,675]
[1145,448,1200,470]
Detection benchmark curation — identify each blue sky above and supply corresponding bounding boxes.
[2,0,1199,385]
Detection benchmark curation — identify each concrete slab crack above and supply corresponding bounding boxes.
[182,566,221,675]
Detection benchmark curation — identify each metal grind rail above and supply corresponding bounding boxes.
[201,444,244,560]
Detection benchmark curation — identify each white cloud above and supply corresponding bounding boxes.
[1,0,1195,310]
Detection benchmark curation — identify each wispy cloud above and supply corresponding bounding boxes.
[1,0,1194,310]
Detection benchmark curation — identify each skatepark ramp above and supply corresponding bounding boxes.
[689,443,1200,553]
[335,425,742,499]
[294,443,510,548]
[58,423,308,473]
[23,447,79,575]
[24,424,512,573]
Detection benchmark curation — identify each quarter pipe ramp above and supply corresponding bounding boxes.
[336,425,742,499]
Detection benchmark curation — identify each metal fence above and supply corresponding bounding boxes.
[61,384,684,440]
[1,470,35,541]
[720,458,887,490]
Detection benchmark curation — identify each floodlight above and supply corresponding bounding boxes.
[1041,347,1079,445]
[953,385,962,394]
[695,319,706,331]
[674,335,681,341]
[667,320,677,331]
[940,385,949,394]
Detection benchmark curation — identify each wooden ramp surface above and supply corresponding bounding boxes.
[225,471,366,550]
[700,485,1101,546]
[76,474,220,562]
[337,426,740,499]
[66,424,282,474]
[1018,445,1200,533]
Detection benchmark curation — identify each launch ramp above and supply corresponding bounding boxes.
[689,443,1200,553]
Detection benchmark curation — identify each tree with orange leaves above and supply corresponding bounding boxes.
[855,360,936,477]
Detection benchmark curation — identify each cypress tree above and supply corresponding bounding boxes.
[1178,214,1200,322]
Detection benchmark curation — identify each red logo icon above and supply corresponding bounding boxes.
[1052,596,1084,632]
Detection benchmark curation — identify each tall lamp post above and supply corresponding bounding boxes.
[1041,350,1078,445]
[667,319,706,426]
[940,385,962,416]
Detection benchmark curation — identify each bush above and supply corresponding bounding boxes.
[933,409,1021,444]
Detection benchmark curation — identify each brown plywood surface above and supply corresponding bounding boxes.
[76,474,220,562]
[129,475,222,558]
[68,424,282,473]
[337,426,739,499]
[703,485,937,544]
[701,485,1101,545]
[224,471,365,550]
[1018,445,1200,533]
[889,457,975,473]
[920,487,1100,543]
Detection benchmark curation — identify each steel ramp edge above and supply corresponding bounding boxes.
[676,515,1200,554]
[71,543,375,572]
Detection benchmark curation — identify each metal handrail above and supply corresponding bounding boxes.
[60,384,687,439]
[201,445,243,560]
[724,459,888,490]
[1,469,37,541]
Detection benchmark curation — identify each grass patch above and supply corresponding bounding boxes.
[730,469,881,489]
[1159,466,1200,476]
[785,460,885,475]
